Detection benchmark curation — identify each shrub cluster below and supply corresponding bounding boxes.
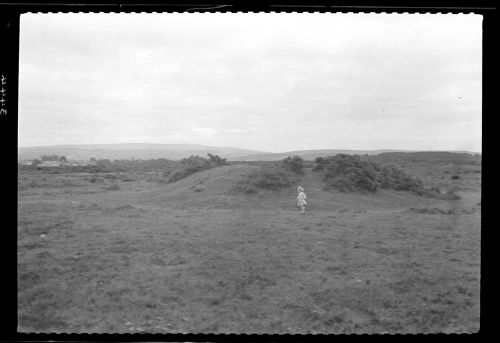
[207,153,228,167]
[235,165,298,194]
[166,154,228,183]
[313,154,425,194]
[282,155,305,174]
[377,165,426,195]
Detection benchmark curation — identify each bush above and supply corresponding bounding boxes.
[451,175,460,180]
[167,155,213,183]
[312,157,325,171]
[377,165,425,194]
[253,168,296,190]
[321,154,378,193]
[316,154,425,194]
[235,165,298,193]
[282,155,304,174]
[163,154,228,182]
[207,153,228,167]
[325,171,378,193]
[165,154,228,183]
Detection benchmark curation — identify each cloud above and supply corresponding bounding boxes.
[191,127,218,137]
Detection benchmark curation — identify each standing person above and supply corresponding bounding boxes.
[297,186,307,213]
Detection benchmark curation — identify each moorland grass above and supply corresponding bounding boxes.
[17,158,481,333]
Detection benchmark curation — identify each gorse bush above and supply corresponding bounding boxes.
[235,165,298,194]
[167,156,212,183]
[251,167,297,190]
[321,154,378,193]
[207,153,228,167]
[314,154,425,194]
[167,154,227,183]
[312,157,326,171]
[282,155,304,174]
[377,165,425,195]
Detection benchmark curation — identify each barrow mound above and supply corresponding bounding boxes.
[138,164,444,212]
[141,164,262,207]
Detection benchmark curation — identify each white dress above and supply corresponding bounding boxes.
[297,192,307,206]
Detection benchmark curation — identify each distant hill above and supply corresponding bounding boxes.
[231,149,414,161]
[18,143,269,161]
[18,144,480,162]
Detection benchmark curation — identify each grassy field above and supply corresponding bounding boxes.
[17,160,481,333]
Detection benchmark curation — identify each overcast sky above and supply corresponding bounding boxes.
[19,13,482,152]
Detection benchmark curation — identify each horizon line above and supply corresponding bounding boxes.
[17,142,482,154]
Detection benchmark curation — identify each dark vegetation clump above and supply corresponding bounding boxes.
[252,167,297,190]
[207,153,228,167]
[235,165,299,194]
[166,154,228,183]
[377,165,426,195]
[282,155,305,174]
[451,175,460,180]
[313,154,426,194]
[235,155,303,193]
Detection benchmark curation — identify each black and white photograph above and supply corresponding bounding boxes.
[16,12,482,334]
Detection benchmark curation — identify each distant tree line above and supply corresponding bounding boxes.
[95,158,178,172]
[30,155,68,166]
[41,154,67,161]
